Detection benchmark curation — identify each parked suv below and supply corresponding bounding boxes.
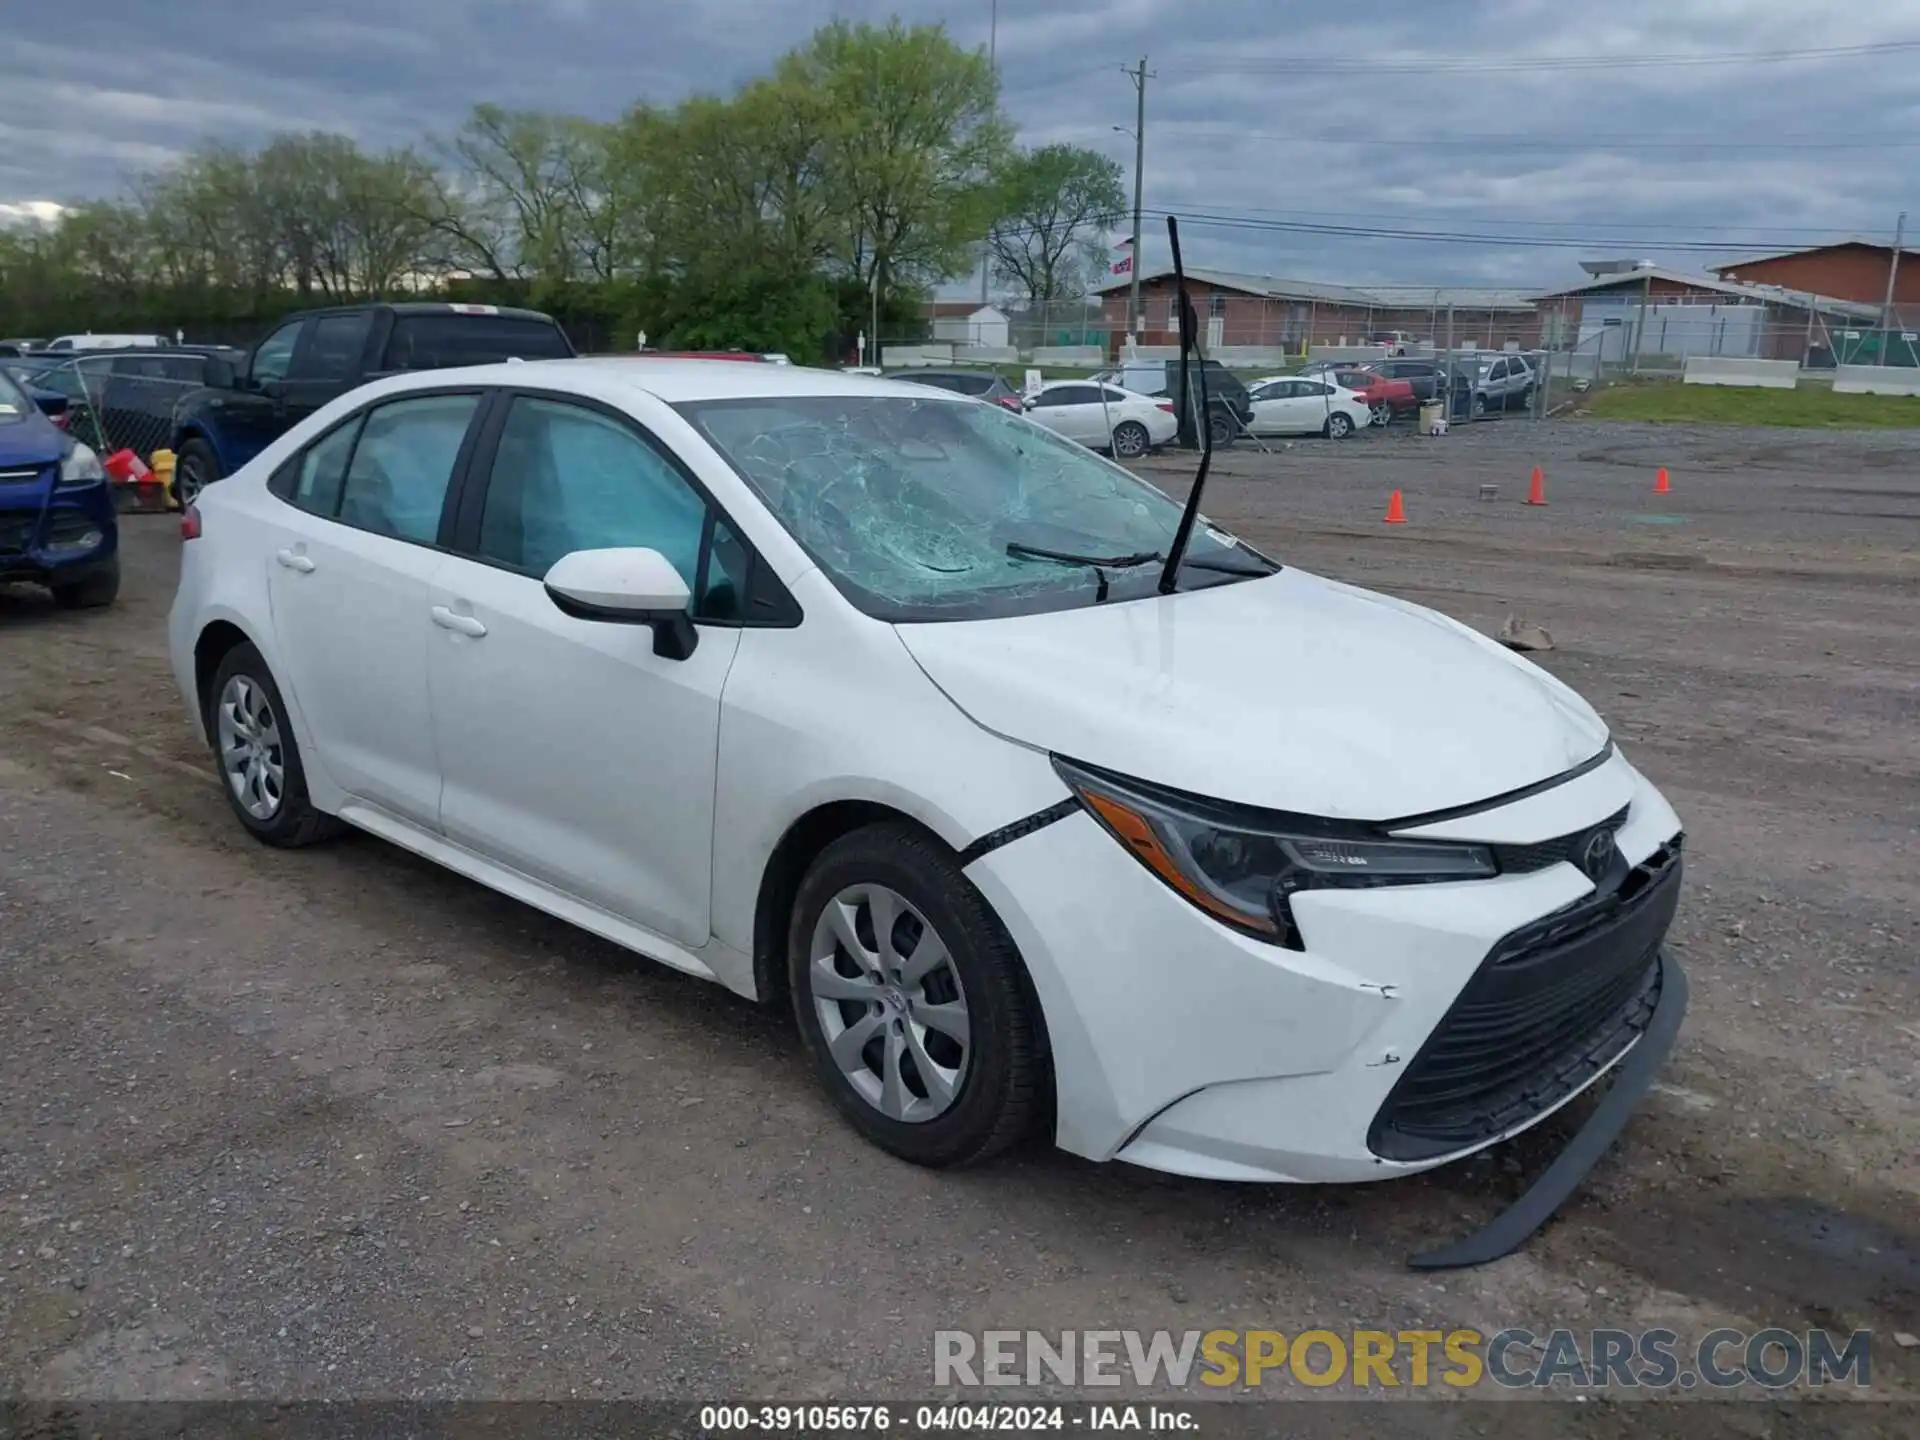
[1445,353,1534,418]
[1096,359,1254,445]
[0,366,118,608]
[885,368,1023,411]
[168,302,574,503]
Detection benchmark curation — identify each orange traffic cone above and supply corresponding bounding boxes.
[1384,490,1407,524]
[1654,467,1671,495]
[1525,465,1547,506]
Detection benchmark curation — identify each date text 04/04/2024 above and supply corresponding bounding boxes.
[696,1404,1198,1432]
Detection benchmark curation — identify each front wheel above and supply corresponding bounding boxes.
[1111,420,1151,458]
[1325,412,1354,439]
[789,823,1043,1168]
[1370,402,1394,428]
[1471,393,1488,419]
[173,438,221,508]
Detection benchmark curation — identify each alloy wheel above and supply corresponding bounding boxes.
[809,883,971,1124]
[1113,422,1149,458]
[175,455,208,506]
[1371,403,1393,427]
[216,674,285,820]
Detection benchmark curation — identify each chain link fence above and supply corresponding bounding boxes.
[17,354,207,464]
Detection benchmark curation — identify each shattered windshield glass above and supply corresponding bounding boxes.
[675,393,1271,621]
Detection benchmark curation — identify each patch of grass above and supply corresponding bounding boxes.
[1588,380,1920,429]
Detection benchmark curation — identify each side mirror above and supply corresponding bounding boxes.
[543,547,698,660]
[202,356,236,390]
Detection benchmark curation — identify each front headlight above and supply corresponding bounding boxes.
[1053,757,1496,948]
[58,441,105,487]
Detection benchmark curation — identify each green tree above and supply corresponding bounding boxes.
[988,144,1125,312]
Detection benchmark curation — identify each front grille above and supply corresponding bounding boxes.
[0,516,36,556]
[1368,836,1683,1163]
[0,466,46,484]
[1492,805,1629,874]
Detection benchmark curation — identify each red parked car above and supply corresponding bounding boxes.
[1333,367,1418,427]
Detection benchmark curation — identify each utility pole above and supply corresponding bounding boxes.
[1126,57,1151,346]
[1882,211,1907,337]
[980,0,999,308]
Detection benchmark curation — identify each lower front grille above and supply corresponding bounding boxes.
[0,516,36,556]
[1368,836,1683,1163]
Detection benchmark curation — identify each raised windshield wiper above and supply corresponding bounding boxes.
[1005,542,1164,603]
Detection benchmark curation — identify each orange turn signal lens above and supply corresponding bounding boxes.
[1081,791,1278,935]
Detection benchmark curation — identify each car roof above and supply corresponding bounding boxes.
[355,357,974,406]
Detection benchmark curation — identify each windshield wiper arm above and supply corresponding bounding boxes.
[1005,542,1164,603]
[1005,542,1163,568]
[1179,552,1277,576]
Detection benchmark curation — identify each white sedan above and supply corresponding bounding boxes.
[1246,374,1373,438]
[1021,380,1177,457]
[168,359,1687,1237]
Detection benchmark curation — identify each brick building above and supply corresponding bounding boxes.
[1711,241,1918,324]
[1092,267,1539,356]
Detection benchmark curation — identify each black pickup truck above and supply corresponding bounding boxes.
[168,302,574,504]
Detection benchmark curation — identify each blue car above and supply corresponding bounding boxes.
[0,365,119,608]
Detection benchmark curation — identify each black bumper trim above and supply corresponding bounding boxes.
[957,798,1081,866]
[1406,947,1688,1271]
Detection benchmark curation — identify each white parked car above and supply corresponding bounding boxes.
[168,359,1686,1252]
[1246,374,1373,438]
[1021,380,1177,457]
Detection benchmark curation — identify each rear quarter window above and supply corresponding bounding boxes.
[384,315,574,370]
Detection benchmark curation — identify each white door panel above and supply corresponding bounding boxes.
[264,523,445,827]
[427,559,740,947]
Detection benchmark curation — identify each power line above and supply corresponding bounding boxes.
[1150,39,1920,77]
[1133,202,1888,236]
[1144,128,1920,153]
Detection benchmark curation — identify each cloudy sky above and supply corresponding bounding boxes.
[4,0,1918,297]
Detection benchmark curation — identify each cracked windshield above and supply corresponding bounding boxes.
[678,392,1270,619]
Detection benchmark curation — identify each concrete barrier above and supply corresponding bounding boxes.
[1308,345,1390,365]
[1682,356,1799,388]
[954,344,1019,365]
[1030,345,1105,366]
[1210,346,1295,368]
[877,344,955,367]
[1120,346,1182,361]
[1831,364,1920,396]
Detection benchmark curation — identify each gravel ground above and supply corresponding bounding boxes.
[0,415,1915,1432]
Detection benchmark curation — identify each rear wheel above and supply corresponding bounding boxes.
[206,642,343,848]
[1325,412,1354,439]
[1111,420,1151,458]
[789,823,1042,1168]
[174,438,221,508]
[50,556,119,610]
[1207,410,1235,447]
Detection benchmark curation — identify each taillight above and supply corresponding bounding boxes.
[180,505,202,540]
[50,412,69,430]
[997,394,1022,410]
[1156,401,1175,412]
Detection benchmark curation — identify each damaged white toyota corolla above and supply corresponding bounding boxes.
[169,350,1685,1268]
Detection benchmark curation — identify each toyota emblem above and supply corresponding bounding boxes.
[1581,828,1615,880]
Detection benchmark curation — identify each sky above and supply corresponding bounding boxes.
[4,0,1919,298]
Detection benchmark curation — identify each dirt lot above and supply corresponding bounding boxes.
[1,415,1916,1432]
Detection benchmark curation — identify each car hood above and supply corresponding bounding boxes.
[895,567,1609,821]
[0,407,63,468]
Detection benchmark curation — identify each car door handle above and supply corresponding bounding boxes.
[430,605,487,638]
[275,549,315,573]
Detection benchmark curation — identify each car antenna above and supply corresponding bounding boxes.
[1157,214,1211,596]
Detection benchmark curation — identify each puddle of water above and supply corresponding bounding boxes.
[1625,514,1690,525]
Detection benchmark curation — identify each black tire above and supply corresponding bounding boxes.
[1370,402,1394,428]
[789,822,1043,1168]
[1207,410,1235,447]
[1471,392,1488,419]
[50,556,119,609]
[174,438,222,508]
[1325,412,1354,439]
[1111,420,1151,458]
[205,641,343,848]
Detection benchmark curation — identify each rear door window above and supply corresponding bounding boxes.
[294,313,375,381]
[336,393,481,544]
